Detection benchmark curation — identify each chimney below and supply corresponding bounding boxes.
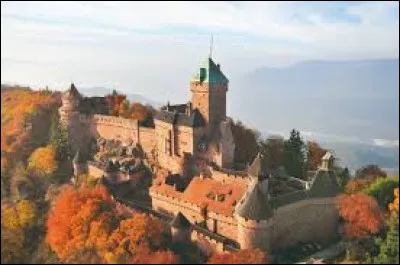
[217,64,220,70]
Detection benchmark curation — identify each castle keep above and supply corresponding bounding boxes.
[60,56,340,255]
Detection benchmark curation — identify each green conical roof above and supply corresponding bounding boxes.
[191,57,229,84]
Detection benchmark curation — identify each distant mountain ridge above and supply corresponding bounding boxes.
[231,58,399,142]
[232,58,399,175]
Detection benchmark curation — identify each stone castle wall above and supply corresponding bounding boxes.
[191,229,227,256]
[235,197,339,252]
[150,190,238,241]
[90,114,140,144]
[154,119,196,174]
[268,197,338,251]
[138,127,156,155]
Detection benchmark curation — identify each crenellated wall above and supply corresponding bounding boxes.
[150,190,239,240]
[90,115,140,144]
[191,229,227,256]
[208,168,250,186]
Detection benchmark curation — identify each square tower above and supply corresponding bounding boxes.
[190,57,229,136]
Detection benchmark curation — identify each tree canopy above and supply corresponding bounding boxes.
[283,129,306,179]
[28,145,58,177]
[207,249,268,264]
[335,194,384,238]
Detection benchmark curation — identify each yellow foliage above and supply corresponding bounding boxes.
[1,200,37,230]
[389,188,399,214]
[104,252,118,264]
[16,200,37,228]
[28,145,58,176]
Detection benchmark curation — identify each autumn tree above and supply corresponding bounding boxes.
[355,164,387,180]
[1,225,25,264]
[366,189,399,264]
[107,213,167,263]
[1,200,37,230]
[28,145,58,178]
[389,188,399,214]
[258,136,285,170]
[335,194,384,238]
[363,177,399,209]
[129,102,154,127]
[306,141,327,171]
[346,179,373,194]
[126,245,180,264]
[207,249,268,264]
[9,161,34,200]
[119,99,130,118]
[284,129,306,179]
[105,90,127,117]
[46,185,118,263]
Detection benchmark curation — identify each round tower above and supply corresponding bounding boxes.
[234,153,274,250]
[59,83,81,127]
[170,212,192,243]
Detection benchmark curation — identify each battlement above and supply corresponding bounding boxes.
[208,167,250,185]
[92,114,139,128]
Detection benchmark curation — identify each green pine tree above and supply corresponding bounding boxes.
[49,111,70,161]
[283,129,306,179]
[365,214,399,264]
[337,167,351,190]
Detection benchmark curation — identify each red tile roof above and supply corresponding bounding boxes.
[151,175,248,216]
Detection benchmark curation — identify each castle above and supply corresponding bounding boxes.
[60,56,340,255]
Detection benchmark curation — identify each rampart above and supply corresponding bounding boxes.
[150,190,239,241]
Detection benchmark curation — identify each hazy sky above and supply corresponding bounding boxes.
[1,1,399,103]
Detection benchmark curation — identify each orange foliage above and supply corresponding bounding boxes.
[389,188,399,214]
[1,89,56,154]
[129,102,151,122]
[127,245,179,264]
[108,213,165,259]
[46,185,117,262]
[346,179,372,194]
[335,194,384,238]
[46,185,169,264]
[306,141,327,171]
[207,249,268,264]
[105,93,127,117]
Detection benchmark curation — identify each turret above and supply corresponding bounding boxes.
[170,212,192,243]
[59,83,81,126]
[234,153,273,250]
